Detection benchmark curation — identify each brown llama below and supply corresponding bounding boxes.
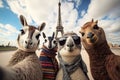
[79,19,120,80]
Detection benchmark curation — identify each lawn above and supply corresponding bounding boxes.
[0,47,17,51]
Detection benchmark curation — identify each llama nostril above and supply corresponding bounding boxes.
[25,41,27,44]
[87,32,94,38]
[67,44,74,47]
[30,42,33,45]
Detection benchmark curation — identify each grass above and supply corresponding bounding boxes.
[0,47,17,51]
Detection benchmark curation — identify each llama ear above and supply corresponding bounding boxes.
[42,32,46,38]
[38,22,46,32]
[91,19,94,22]
[52,32,55,39]
[95,20,98,23]
[20,15,28,26]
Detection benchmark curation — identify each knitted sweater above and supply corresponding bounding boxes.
[39,46,58,80]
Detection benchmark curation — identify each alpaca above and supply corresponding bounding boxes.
[0,15,45,80]
[39,32,59,80]
[79,19,120,80]
[56,32,89,80]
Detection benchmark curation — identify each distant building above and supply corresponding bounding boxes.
[114,44,120,47]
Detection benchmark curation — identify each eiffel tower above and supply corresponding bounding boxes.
[55,0,64,40]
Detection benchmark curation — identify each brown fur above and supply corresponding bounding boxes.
[79,19,120,80]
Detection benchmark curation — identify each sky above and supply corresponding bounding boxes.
[0,0,120,46]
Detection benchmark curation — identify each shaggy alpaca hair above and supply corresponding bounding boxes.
[79,19,120,80]
[0,15,45,80]
[39,32,59,80]
[56,32,89,80]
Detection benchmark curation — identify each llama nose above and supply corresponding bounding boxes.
[87,32,94,38]
[67,43,74,48]
[48,44,52,49]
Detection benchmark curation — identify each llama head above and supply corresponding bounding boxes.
[79,19,106,48]
[17,15,45,52]
[58,32,81,57]
[42,32,57,50]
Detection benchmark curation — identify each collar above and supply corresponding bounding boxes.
[58,52,88,80]
[41,45,57,57]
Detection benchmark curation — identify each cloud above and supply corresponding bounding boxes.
[77,0,120,25]
[6,0,32,23]
[0,23,19,46]
[86,0,120,19]
[6,0,79,34]
[81,10,86,17]
[0,0,4,8]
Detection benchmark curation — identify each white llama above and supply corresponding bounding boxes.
[0,15,45,80]
[56,32,89,80]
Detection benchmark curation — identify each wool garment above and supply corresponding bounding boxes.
[39,46,59,80]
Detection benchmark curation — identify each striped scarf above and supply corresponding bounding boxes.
[58,52,89,80]
[39,46,58,80]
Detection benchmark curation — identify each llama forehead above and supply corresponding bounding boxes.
[22,25,40,39]
[82,22,97,29]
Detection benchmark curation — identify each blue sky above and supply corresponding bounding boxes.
[0,0,120,46]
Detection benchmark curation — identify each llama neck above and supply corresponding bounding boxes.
[61,55,79,64]
[41,45,57,57]
[86,40,113,61]
[8,49,35,66]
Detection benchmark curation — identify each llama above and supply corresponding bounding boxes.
[39,32,59,80]
[0,15,45,80]
[79,19,120,80]
[56,32,89,80]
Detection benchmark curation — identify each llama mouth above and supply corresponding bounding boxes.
[67,47,74,52]
[25,45,33,49]
[87,36,97,44]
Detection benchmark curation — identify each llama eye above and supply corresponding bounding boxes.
[73,36,80,45]
[45,39,47,42]
[59,38,66,46]
[93,25,99,30]
[81,32,85,36]
[36,34,40,40]
[20,29,25,35]
[53,40,56,44]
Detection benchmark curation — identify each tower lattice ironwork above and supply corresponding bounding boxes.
[55,1,64,39]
